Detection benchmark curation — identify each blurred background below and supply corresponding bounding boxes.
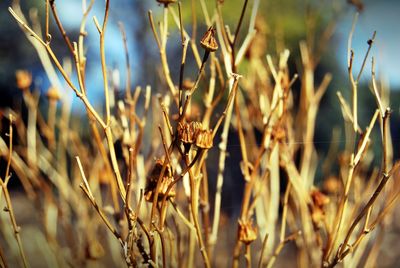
[1,0,400,266]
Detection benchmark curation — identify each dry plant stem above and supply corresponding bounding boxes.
[0,246,7,268]
[160,103,173,137]
[23,92,38,167]
[105,126,127,201]
[118,23,132,100]
[364,228,384,267]
[280,183,292,242]
[355,31,376,84]
[0,115,29,268]
[371,58,385,116]
[245,245,251,268]
[126,148,134,210]
[179,50,211,121]
[371,58,391,173]
[47,100,57,150]
[329,162,400,267]
[232,88,257,263]
[49,0,74,55]
[11,3,62,92]
[200,163,211,257]
[210,75,240,246]
[203,72,227,128]
[153,224,167,268]
[124,149,136,266]
[169,7,202,68]
[184,154,211,268]
[149,133,175,228]
[9,8,105,127]
[347,13,358,68]
[178,3,189,115]
[159,150,204,229]
[348,29,376,133]
[382,109,391,173]
[235,0,260,66]
[76,157,124,246]
[73,40,126,203]
[170,200,196,232]
[349,57,358,133]
[88,117,120,212]
[0,183,29,268]
[203,53,217,113]
[257,233,269,268]
[131,86,150,159]
[188,208,196,267]
[336,91,362,133]
[234,99,254,266]
[230,0,249,68]
[45,0,50,43]
[266,231,300,268]
[78,0,95,84]
[98,0,111,125]
[363,190,400,238]
[246,171,270,219]
[73,42,87,95]
[216,1,253,256]
[148,10,178,106]
[191,0,197,41]
[5,115,13,181]
[235,90,251,187]
[216,4,231,56]
[325,110,379,262]
[199,0,211,26]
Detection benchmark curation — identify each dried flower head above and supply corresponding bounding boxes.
[195,128,213,149]
[177,121,203,144]
[310,188,330,208]
[310,188,330,227]
[271,126,286,142]
[200,26,218,52]
[145,160,175,202]
[238,219,257,245]
[46,86,61,101]
[15,70,32,90]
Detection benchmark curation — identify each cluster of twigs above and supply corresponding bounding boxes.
[1,0,399,267]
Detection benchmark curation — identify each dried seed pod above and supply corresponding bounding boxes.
[145,160,175,202]
[310,188,330,227]
[310,188,330,208]
[238,219,257,245]
[271,126,286,142]
[15,70,32,91]
[200,26,218,52]
[177,121,203,144]
[46,86,61,101]
[195,128,213,149]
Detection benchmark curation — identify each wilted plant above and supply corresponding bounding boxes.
[0,0,399,267]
